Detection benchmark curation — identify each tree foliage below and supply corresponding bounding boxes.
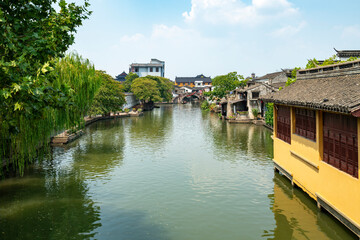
[131,78,162,103]
[208,72,247,99]
[131,76,174,103]
[0,0,92,176]
[123,72,138,92]
[265,103,274,127]
[88,71,126,116]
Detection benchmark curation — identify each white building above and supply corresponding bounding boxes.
[129,59,165,78]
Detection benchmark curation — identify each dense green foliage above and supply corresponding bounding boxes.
[123,72,138,92]
[131,76,173,104]
[88,71,126,116]
[131,78,162,103]
[0,0,92,176]
[208,72,247,99]
[201,100,209,110]
[265,103,274,127]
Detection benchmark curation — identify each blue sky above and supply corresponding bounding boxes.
[69,0,360,80]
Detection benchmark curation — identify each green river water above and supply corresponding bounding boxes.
[0,104,356,239]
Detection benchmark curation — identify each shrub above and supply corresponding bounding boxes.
[252,108,259,118]
[137,108,143,113]
[209,103,217,112]
[201,100,209,110]
[265,103,274,127]
[124,108,130,113]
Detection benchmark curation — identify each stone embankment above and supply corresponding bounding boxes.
[51,111,143,146]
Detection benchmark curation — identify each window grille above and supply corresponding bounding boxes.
[276,105,291,144]
[295,108,316,141]
[323,113,358,178]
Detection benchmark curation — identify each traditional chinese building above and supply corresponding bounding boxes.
[129,59,165,77]
[334,48,360,61]
[174,74,212,87]
[115,71,127,82]
[262,59,360,237]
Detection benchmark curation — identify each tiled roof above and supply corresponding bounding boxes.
[175,75,212,83]
[254,71,283,81]
[130,63,164,67]
[334,48,360,58]
[261,61,360,115]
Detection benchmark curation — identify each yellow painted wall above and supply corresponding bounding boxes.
[273,105,360,229]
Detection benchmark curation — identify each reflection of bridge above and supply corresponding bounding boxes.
[173,92,203,103]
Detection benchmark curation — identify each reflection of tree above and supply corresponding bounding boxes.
[265,172,355,240]
[0,164,101,239]
[70,119,126,179]
[203,112,273,162]
[129,106,173,148]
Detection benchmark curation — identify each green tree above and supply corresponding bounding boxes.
[131,78,162,104]
[146,75,174,102]
[88,71,126,116]
[209,72,247,99]
[0,0,92,176]
[265,103,274,127]
[123,72,139,92]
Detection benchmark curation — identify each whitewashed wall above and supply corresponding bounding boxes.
[123,93,140,109]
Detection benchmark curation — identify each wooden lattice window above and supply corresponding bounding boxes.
[295,108,316,141]
[323,113,358,178]
[276,105,291,144]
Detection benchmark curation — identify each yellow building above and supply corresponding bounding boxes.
[175,74,212,88]
[263,60,360,237]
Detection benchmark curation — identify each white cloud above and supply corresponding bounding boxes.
[271,21,306,37]
[151,24,200,41]
[183,0,298,26]
[341,25,360,39]
[120,33,145,42]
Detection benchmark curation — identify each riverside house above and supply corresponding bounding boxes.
[175,74,212,88]
[262,60,360,237]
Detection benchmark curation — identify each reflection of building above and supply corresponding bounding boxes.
[175,74,212,87]
[129,59,165,77]
[271,173,352,239]
[263,60,360,237]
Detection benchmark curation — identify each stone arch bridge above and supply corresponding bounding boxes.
[173,92,204,103]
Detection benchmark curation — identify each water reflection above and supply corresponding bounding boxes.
[129,106,173,149]
[70,119,126,180]
[0,164,101,239]
[266,172,356,240]
[203,112,273,163]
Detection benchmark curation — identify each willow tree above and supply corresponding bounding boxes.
[0,0,92,176]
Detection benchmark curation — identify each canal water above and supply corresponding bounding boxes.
[0,104,356,240]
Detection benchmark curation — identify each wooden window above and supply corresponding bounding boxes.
[295,108,316,141]
[276,105,291,144]
[323,113,358,178]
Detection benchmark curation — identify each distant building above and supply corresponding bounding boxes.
[334,48,360,61]
[175,74,212,88]
[115,71,127,82]
[129,59,165,77]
